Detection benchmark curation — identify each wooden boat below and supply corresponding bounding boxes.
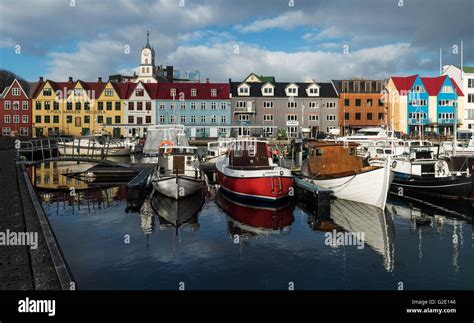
[300,141,392,209]
[216,139,293,201]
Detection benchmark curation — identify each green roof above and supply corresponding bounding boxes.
[259,76,275,83]
[463,66,474,73]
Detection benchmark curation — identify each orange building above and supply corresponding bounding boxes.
[332,80,390,135]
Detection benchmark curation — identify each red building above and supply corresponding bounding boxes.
[0,79,33,137]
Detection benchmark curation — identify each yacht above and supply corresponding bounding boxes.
[339,127,394,145]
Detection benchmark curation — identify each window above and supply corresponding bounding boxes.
[115,102,121,110]
[137,117,143,125]
[355,113,361,120]
[438,99,454,106]
[44,101,50,110]
[35,116,41,123]
[287,87,297,95]
[468,94,474,103]
[287,126,298,138]
[221,115,227,124]
[344,99,350,106]
[170,116,176,123]
[84,116,90,124]
[2,128,10,136]
[22,115,28,123]
[84,102,90,110]
[287,114,298,121]
[200,116,206,123]
[263,87,273,95]
[238,86,249,95]
[170,89,177,97]
[146,102,151,111]
[238,114,249,121]
[367,99,373,107]
[105,89,113,96]
[263,114,273,121]
[211,115,217,123]
[355,99,361,107]
[12,102,19,110]
[53,102,59,110]
[326,102,336,108]
[288,101,297,109]
[97,102,103,110]
[367,113,373,120]
[309,101,318,109]
[52,115,58,123]
[191,116,196,123]
[468,79,474,88]
[180,115,186,123]
[160,102,165,110]
[129,102,134,110]
[180,102,186,110]
[160,115,165,123]
[191,89,197,97]
[137,102,143,110]
[378,113,384,121]
[236,101,246,108]
[221,102,227,110]
[308,87,318,95]
[22,101,28,110]
[211,102,217,110]
[146,116,151,124]
[354,81,360,92]
[13,115,19,123]
[309,114,318,121]
[106,117,112,125]
[441,85,454,93]
[191,102,196,110]
[74,89,83,96]
[44,116,50,123]
[345,112,350,120]
[106,102,112,110]
[211,89,217,97]
[115,116,121,124]
[67,115,73,124]
[35,101,41,110]
[42,88,51,96]
[378,99,384,106]
[412,85,425,93]
[4,101,10,110]
[264,101,273,108]
[128,116,134,123]
[20,128,28,136]
[136,89,144,96]
[198,102,205,110]
[326,114,336,121]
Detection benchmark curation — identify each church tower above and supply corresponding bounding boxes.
[136,30,158,83]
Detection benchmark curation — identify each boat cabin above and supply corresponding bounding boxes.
[158,146,199,176]
[227,140,272,170]
[305,141,368,177]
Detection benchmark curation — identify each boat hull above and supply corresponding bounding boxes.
[57,144,131,156]
[152,175,204,200]
[308,166,393,210]
[391,174,473,199]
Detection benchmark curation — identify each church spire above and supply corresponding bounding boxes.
[145,29,151,49]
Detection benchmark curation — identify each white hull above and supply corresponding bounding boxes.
[152,175,204,200]
[57,144,131,156]
[309,164,393,210]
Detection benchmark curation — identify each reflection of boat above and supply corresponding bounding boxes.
[216,190,294,236]
[216,139,293,201]
[330,199,395,272]
[150,190,204,228]
[301,141,392,209]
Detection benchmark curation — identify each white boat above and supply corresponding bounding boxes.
[204,138,234,164]
[442,136,474,156]
[150,126,206,199]
[339,127,394,146]
[57,136,134,156]
[301,141,393,210]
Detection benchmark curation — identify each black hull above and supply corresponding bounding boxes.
[391,175,473,199]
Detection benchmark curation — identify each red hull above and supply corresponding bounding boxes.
[217,171,293,200]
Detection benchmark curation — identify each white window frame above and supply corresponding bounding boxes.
[22,115,28,123]
[4,101,10,110]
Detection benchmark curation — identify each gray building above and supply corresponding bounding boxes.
[230,80,339,138]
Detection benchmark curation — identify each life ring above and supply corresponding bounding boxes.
[159,140,173,155]
[391,160,397,169]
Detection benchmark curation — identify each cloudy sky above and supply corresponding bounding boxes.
[0,0,472,82]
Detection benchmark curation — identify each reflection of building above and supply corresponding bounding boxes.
[139,199,155,235]
[30,161,92,190]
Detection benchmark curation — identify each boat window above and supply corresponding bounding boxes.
[248,145,256,157]
[315,149,323,156]
[385,149,392,154]
[415,151,432,159]
[411,142,420,146]
[349,148,356,155]
[376,149,384,154]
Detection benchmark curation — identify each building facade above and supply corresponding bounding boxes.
[0,79,32,137]
[230,80,339,138]
[443,65,474,131]
[124,82,157,138]
[332,79,389,135]
[155,82,231,138]
[386,74,464,136]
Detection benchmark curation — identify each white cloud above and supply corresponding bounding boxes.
[235,11,313,33]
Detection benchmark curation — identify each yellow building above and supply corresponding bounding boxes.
[32,78,126,137]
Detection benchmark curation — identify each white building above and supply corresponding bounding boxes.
[443,65,474,132]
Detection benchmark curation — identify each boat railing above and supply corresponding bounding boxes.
[56,136,111,160]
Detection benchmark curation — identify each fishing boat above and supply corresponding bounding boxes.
[300,141,392,209]
[150,126,206,199]
[57,135,136,156]
[215,138,293,202]
[390,146,472,199]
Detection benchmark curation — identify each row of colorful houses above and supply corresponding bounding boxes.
[0,69,471,139]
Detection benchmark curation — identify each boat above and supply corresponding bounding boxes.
[204,138,234,164]
[215,138,294,202]
[216,190,294,236]
[150,126,206,199]
[338,127,394,145]
[57,135,136,156]
[300,141,393,209]
[390,146,472,199]
[442,136,474,157]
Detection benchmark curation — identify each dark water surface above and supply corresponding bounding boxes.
[34,161,473,290]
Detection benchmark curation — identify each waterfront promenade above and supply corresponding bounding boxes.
[0,137,62,290]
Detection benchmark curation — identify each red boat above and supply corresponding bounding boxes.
[215,139,293,201]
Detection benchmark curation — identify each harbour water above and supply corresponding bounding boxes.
[33,161,473,290]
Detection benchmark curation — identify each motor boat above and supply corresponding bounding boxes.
[57,135,135,156]
[390,147,472,199]
[442,136,474,157]
[300,141,393,210]
[339,127,394,146]
[150,126,206,199]
[204,137,234,164]
[215,138,293,202]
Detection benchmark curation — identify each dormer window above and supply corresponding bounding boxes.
[238,85,249,95]
[136,89,144,96]
[288,87,297,95]
[309,88,318,95]
[74,89,83,96]
[342,81,349,92]
[42,88,52,96]
[191,89,197,97]
[211,89,217,97]
[412,85,425,93]
[105,89,113,96]
[441,85,454,93]
[264,87,272,94]
[170,88,176,97]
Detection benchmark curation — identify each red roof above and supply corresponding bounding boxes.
[112,82,137,99]
[450,78,464,96]
[155,82,230,100]
[391,75,418,93]
[420,75,447,96]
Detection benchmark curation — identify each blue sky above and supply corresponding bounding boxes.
[0,0,472,82]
